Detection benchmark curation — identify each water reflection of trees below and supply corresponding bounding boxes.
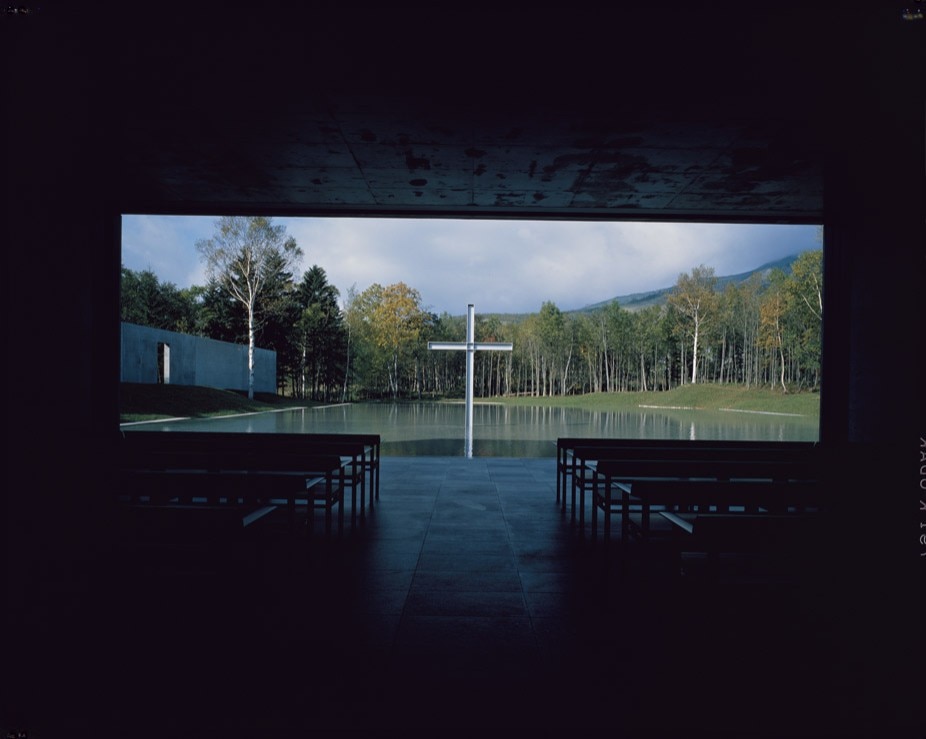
[141,401,817,449]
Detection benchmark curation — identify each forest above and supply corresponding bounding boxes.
[120,217,823,402]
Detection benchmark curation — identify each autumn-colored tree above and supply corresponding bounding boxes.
[354,282,426,399]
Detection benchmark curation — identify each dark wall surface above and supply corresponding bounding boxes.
[4,5,923,734]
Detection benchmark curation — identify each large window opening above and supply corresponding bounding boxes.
[119,215,823,451]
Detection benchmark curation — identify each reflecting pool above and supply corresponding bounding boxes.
[121,401,819,457]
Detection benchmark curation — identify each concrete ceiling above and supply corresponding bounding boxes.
[109,6,831,222]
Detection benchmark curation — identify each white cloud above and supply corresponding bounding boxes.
[121,215,820,315]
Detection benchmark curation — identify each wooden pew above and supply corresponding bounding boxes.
[294,432,381,513]
[119,430,380,522]
[558,438,813,513]
[558,438,818,529]
[586,454,821,541]
[658,510,823,581]
[117,500,281,579]
[596,473,823,541]
[556,438,701,509]
[116,431,370,534]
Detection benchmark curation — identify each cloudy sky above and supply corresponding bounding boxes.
[121,215,821,315]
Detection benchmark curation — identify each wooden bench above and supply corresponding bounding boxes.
[117,501,281,578]
[116,432,368,534]
[556,438,695,510]
[118,456,350,534]
[557,438,814,520]
[120,430,380,521]
[580,448,822,540]
[658,510,822,580]
[119,500,279,539]
[295,432,381,515]
[598,472,823,542]
[557,437,817,528]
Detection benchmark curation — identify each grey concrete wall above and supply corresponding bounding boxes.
[120,322,276,393]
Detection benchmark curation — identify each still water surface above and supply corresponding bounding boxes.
[123,402,819,457]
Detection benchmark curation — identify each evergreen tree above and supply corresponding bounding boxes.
[295,265,346,401]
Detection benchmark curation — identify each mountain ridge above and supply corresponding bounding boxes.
[576,252,808,313]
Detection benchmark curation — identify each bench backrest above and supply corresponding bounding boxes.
[593,456,819,482]
[562,438,821,489]
[559,437,814,455]
[571,442,816,462]
[628,478,824,510]
[120,430,379,465]
[117,432,364,501]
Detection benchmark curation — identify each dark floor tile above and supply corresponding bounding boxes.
[518,569,573,593]
[409,569,524,594]
[433,495,501,513]
[424,521,509,539]
[402,588,528,617]
[427,515,509,533]
[416,551,517,574]
[420,535,511,556]
[393,613,535,651]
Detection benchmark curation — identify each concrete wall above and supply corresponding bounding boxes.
[6,11,923,734]
[120,322,276,394]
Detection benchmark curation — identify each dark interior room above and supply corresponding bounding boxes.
[5,4,924,735]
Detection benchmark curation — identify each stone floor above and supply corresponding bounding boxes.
[7,456,919,735]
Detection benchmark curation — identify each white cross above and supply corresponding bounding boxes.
[428,304,513,457]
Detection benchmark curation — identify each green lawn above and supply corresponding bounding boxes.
[494,384,820,418]
[119,383,318,422]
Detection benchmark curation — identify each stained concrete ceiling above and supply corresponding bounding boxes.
[108,6,832,222]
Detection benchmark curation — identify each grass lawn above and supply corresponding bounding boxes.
[119,383,321,422]
[494,384,820,418]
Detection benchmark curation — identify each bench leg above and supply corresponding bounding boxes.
[365,464,373,510]
[579,482,586,531]
[603,484,611,540]
[621,490,630,540]
[570,475,577,519]
[360,469,366,519]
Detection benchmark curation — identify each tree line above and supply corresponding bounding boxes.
[121,216,823,401]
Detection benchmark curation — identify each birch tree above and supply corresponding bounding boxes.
[668,265,718,384]
[196,216,303,399]
[759,271,789,392]
[784,249,823,389]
